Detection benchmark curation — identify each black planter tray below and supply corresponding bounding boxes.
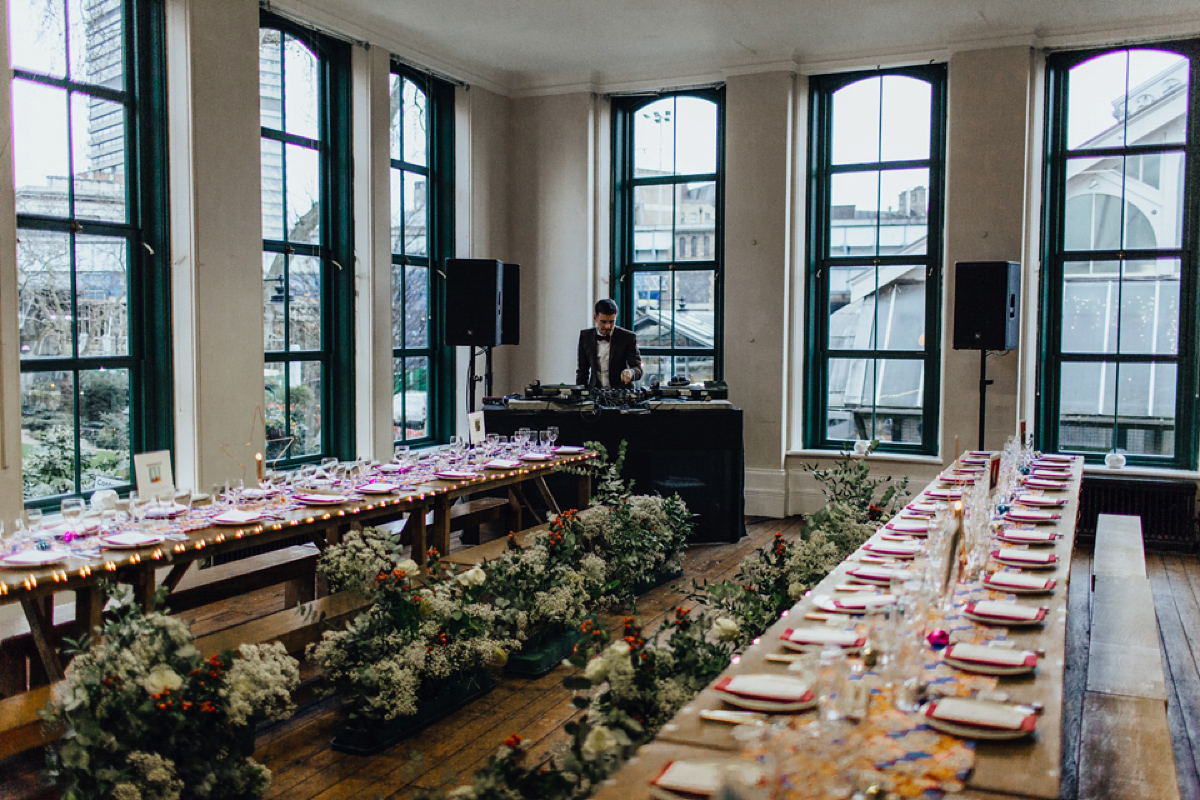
[505,616,597,678]
[633,566,684,595]
[331,668,496,755]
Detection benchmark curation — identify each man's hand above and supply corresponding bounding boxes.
[620,369,633,385]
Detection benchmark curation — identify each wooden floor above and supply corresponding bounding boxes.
[2,518,1199,800]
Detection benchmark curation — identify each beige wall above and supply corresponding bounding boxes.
[0,0,19,524]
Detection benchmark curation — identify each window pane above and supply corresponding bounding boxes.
[673,270,715,348]
[391,262,405,350]
[283,35,319,140]
[634,98,675,176]
[21,370,76,500]
[1063,184,1121,251]
[1060,361,1116,419]
[263,251,286,352]
[389,168,405,252]
[265,360,322,458]
[404,172,427,257]
[403,79,428,167]
[259,29,283,129]
[880,169,928,254]
[10,0,67,77]
[261,138,284,240]
[880,76,931,162]
[1067,49,1188,150]
[832,77,880,165]
[876,358,923,412]
[1061,272,1118,354]
[79,367,130,489]
[633,184,674,262]
[828,265,875,350]
[69,0,123,90]
[828,357,874,441]
[404,264,429,349]
[1118,362,1176,457]
[1118,259,1179,355]
[264,363,288,461]
[640,355,672,386]
[394,356,428,441]
[75,235,127,357]
[289,255,322,351]
[877,266,925,350]
[1125,151,1183,250]
[72,93,127,222]
[13,79,70,218]
[675,182,715,262]
[18,229,73,359]
[284,143,320,245]
[676,355,714,383]
[674,96,716,174]
[632,271,675,345]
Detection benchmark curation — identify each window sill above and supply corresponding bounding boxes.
[1081,464,1200,481]
[786,449,944,466]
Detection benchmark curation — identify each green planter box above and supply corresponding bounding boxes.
[505,616,597,678]
[633,566,684,595]
[331,668,496,755]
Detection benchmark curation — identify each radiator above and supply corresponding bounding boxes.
[1077,475,1198,553]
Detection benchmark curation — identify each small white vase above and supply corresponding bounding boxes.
[1104,452,1126,469]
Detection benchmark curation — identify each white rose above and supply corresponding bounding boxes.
[582,725,618,760]
[395,559,420,577]
[142,665,183,695]
[607,640,631,657]
[455,566,486,587]
[584,656,608,684]
[711,617,740,642]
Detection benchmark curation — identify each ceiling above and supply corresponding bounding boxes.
[311,0,1200,94]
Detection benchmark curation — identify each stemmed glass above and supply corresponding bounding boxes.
[547,426,559,451]
[60,497,85,538]
[539,430,553,453]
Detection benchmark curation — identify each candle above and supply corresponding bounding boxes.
[954,434,959,457]
[255,452,264,482]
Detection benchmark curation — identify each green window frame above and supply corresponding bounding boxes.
[389,62,455,446]
[611,88,725,384]
[1039,41,1200,468]
[804,65,947,454]
[12,0,171,506]
[259,12,354,465]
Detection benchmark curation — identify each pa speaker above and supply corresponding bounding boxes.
[953,260,1020,350]
[500,262,520,345]
[445,259,503,347]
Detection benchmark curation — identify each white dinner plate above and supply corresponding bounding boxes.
[519,453,553,462]
[211,510,266,526]
[296,494,351,505]
[942,647,1037,676]
[922,712,1035,740]
[553,446,585,454]
[0,550,70,568]
[983,572,1056,594]
[713,675,817,712]
[101,532,166,549]
[355,483,399,495]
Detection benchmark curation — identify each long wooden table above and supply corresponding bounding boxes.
[0,452,594,731]
[594,453,1082,800]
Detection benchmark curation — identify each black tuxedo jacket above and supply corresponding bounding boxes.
[576,326,643,388]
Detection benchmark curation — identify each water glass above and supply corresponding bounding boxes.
[61,497,85,535]
[539,430,553,453]
[25,507,43,533]
[547,425,559,450]
[394,444,410,464]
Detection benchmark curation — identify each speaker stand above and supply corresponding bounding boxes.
[467,346,494,414]
[978,350,994,451]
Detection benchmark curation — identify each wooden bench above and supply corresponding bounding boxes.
[1079,513,1179,800]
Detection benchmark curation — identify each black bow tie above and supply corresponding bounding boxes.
[597,334,610,342]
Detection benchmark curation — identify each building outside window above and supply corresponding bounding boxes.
[390,63,454,445]
[804,66,947,453]
[12,0,171,504]
[612,88,724,384]
[259,12,354,464]
[1040,42,1198,467]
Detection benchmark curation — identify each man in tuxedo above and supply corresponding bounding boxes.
[576,298,643,388]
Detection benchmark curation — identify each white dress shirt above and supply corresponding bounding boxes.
[597,338,611,387]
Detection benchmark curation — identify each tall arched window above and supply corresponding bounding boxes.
[259,13,353,464]
[1040,43,1198,467]
[12,0,170,505]
[612,89,724,384]
[390,63,454,445]
[805,66,947,453]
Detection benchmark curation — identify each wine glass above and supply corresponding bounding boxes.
[60,497,85,537]
[394,444,410,465]
[539,430,552,453]
[546,426,559,451]
[25,507,43,533]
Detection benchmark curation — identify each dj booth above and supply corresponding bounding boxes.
[484,387,744,543]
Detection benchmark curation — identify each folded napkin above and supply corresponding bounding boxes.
[968,600,1045,621]
[433,471,476,480]
[864,541,922,557]
[960,457,989,465]
[101,532,164,548]
[826,593,897,611]
[1023,478,1068,489]
[356,482,400,494]
[968,450,994,456]
[1,549,70,566]
[925,697,1036,731]
[782,628,863,648]
[1039,453,1074,462]
[1004,509,1059,522]
[376,463,412,474]
[716,674,814,702]
[939,474,975,484]
[1031,469,1071,479]
[887,519,930,533]
[906,502,940,513]
[297,494,350,504]
[484,459,521,469]
[240,488,276,499]
[212,509,265,525]
[945,643,1037,668]
[999,530,1057,543]
[926,488,963,499]
[1014,493,1066,507]
[995,547,1055,564]
[552,446,586,454]
[519,453,553,461]
[847,566,909,583]
[985,572,1055,591]
[145,503,187,519]
[652,760,764,797]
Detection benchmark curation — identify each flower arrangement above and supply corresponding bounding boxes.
[801,439,910,523]
[44,586,299,800]
[310,535,514,725]
[484,511,607,647]
[573,494,692,607]
[563,440,633,507]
